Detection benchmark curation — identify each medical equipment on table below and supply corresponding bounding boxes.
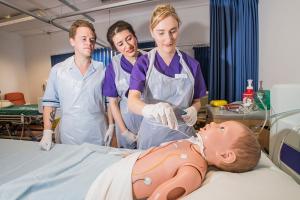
[255,80,270,110]
[210,100,228,107]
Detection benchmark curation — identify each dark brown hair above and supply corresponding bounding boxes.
[106,20,137,50]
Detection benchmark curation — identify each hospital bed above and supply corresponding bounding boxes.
[0,104,43,140]
[269,84,300,184]
[0,138,299,200]
[0,84,300,200]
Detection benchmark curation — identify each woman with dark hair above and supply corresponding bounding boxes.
[103,20,145,148]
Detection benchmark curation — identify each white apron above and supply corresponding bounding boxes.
[56,56,107,145]
[112,51,145,148]
[138,48,196,149]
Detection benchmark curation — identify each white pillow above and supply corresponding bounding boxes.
[0,100,13,108]
[184,153,300,200]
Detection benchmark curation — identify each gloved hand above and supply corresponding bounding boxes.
[182,106,198,126]
[39,129,53,151]
[122,130,137,144]
[142,102,178,130]
[104,124,115,146]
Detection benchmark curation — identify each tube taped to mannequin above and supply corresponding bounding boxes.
[186,135,206,159]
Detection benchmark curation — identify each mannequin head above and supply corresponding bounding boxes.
[198,121,261,172]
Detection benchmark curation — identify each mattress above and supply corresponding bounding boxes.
[0,104,40,116]
[0,139,299,200]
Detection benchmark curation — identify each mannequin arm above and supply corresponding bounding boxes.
[148,165,203,200]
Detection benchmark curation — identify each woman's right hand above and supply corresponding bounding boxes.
[142,102,178,130]
[122,130,137,144]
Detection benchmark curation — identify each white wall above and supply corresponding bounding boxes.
[259,0,300,89]
[3,0,299,103]
[0,31,29,101]
[24,31,72,103]
[23,0,210,103]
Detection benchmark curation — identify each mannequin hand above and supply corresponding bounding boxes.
[104,124,115,146]
[142,102,178,130]
[122,130,137,144]
[182,106,198,126]
[39,129,53,151]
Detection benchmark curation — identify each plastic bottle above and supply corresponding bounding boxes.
[243,79,254,107]
[255,80,270,110]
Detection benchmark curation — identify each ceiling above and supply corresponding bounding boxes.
[0,0,209,47]
[0,0,156,38]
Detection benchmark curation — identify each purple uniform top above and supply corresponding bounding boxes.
[103,54,141,97]
[130,51,207,99]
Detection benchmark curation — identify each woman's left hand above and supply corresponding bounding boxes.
[182,106,198,126]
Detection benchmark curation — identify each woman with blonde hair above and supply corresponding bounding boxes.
[128,4,207,149]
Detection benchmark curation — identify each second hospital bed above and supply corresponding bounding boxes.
[0,104,42,140]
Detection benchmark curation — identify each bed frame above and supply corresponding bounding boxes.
[270,84,300,183]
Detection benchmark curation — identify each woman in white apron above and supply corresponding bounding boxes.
[103,21,146,148]
[128,4,207,149]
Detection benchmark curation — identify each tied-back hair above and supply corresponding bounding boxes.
[219,125,261,173]
[69,20,97,40]
[106,20,137,50]
[150,4,181,30]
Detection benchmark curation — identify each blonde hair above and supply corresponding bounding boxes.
[150,4,181,30]
[69,20,97,40]
[218,124,261,173]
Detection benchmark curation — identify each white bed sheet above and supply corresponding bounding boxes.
[0,139,299,200]
[0,139,125,200]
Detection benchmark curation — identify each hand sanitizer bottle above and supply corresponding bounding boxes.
[243,79,254,107]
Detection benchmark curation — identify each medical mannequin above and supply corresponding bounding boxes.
[128,4,207,149]
[131,121,261,200]
[40,20,112,150]
[103,21,146,148]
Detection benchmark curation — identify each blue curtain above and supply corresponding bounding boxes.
[138,41,155,52]
[92,48,117,66]
[51,48,116,67]
[193,46,210,89]
[50,52,74,66]
[209,0,259,102]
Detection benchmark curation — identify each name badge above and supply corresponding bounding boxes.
[175,74,188,79]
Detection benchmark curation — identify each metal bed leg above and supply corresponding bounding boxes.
[5,124,13,139]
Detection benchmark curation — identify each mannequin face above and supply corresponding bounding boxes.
[151,15,179,55]
[112,29,138,59]
[198,121,246,164]
[69,26,95,58]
